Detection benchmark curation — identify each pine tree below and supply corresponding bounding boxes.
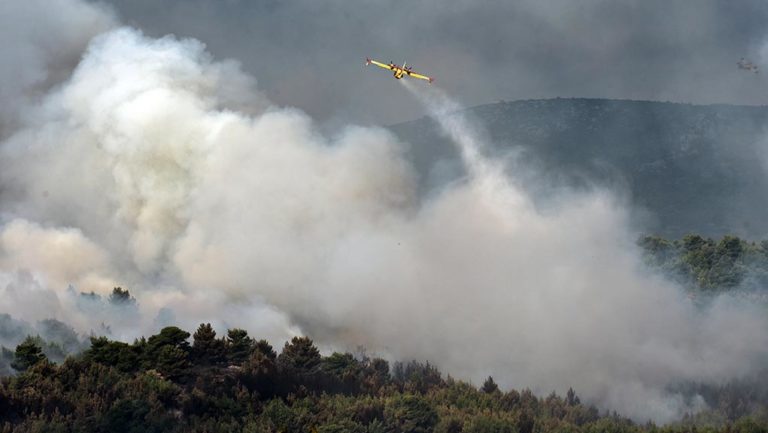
[192,323,225,365]
[226,328,254,364]
[481,376,499,394]
[11,336,47,371]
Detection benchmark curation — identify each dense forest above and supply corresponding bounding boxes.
[2,324,767,433]
[1,234,767,432]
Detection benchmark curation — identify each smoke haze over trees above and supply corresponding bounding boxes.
[2,324,768,432]
[391,99,768,238]
[1,0,768,425]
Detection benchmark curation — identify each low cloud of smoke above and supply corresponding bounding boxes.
[0,0,766,423]
[397,81,768,420]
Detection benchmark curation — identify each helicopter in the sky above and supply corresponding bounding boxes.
[738,57,759,74]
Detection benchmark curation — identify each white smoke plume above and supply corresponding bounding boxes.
[0,0,766,423]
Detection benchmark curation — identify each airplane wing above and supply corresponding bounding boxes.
[406,71,434,83]
[367,58,396,71]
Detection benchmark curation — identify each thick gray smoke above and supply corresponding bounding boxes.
[0,0,767,423]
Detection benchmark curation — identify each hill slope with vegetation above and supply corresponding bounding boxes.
[2,233,768,431]
[639,234,768,294]
[1,315,767,432]
[391,98,768,239]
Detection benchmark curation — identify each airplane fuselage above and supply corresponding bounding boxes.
[367,58,433,84]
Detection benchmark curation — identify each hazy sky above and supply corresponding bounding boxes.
[101,0,768,125]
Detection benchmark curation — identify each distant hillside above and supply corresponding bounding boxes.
[390,98,768,238]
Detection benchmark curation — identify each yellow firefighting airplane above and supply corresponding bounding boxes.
[365,58,434,83]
